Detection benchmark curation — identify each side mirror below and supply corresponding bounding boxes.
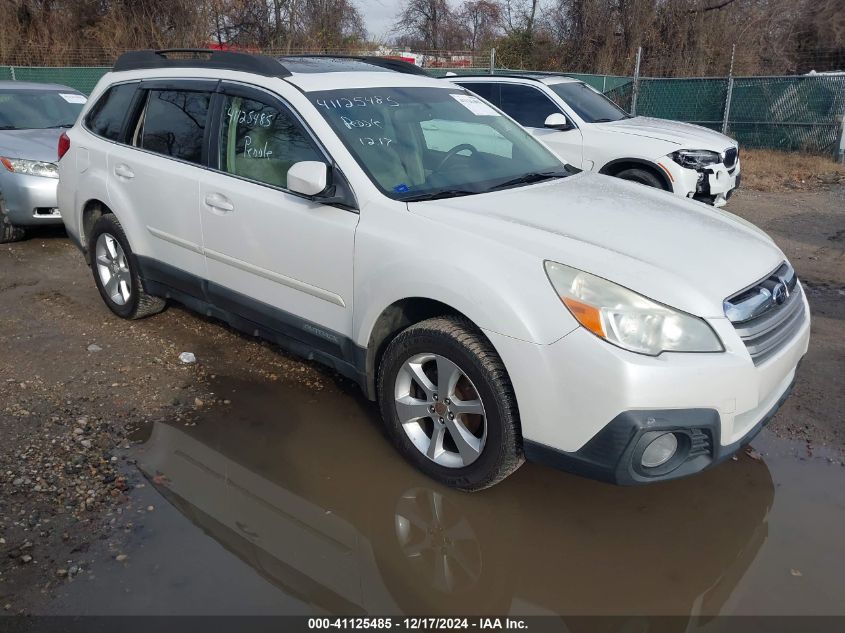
[288,161,328,196]
[544,113,573,131]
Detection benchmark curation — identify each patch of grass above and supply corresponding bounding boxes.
[740,149,845,192]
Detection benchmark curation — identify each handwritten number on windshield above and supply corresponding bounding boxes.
[316,96,399,109]
[359,137,393,147]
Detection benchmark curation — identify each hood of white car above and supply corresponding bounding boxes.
[412,173,783,318]
[593,116,736,150]
[0,128,64,163]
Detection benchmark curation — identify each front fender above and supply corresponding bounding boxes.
[352,208,579,348]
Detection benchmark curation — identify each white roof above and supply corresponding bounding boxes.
[104,64,454,94]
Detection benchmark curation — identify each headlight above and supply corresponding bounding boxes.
[1,157,59,179]
[545,261,723,355]
[671,149,721,170]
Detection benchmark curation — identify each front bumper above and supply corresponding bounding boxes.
[661,156,741,208]
[483,289,810,485]
[523,377,793,485]
[0,170,62,226]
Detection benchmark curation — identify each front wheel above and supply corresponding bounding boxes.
[378,316,524,491]
[88,214,166,320]
[615,167,665,190]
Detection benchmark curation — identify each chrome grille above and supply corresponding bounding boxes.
[724,147,738,168]
[725,262,806,365]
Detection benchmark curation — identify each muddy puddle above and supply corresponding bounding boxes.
[45,375,845,618]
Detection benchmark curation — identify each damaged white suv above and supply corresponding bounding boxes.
[58,51,807,490]
[453,74,741,206]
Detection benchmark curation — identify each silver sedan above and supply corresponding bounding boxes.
[0,81,86,242]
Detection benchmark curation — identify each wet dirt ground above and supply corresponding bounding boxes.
[0,186,844,618]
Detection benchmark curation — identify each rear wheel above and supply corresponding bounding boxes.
[89,214,166,320]
[615,167,665,190]
[0,198,26,243]
[378,316,523,491]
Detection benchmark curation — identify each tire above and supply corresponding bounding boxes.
[615,167,665,190]
[88,213,166,320]
[0,197,26,243]
[377,316,524,491]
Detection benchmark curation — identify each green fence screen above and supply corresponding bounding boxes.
[1,66,109,96]
[590,73,845,154]
[3,64,844,155]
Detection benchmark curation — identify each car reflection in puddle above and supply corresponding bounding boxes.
[130,375,774,618]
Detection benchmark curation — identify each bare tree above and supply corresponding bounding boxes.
[457,0,501,50]
[300,0,367,50]
[394,0,452,50]
[1,0,842,76]
[500,0,540,37]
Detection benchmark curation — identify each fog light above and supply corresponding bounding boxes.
[641,433,678,468]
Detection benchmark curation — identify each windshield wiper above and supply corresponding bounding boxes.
[44,123,74,129]
[488,171,567,191]
[0,126,18,130]
[401,189,478,202]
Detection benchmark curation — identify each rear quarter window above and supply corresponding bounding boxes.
[137,90,211,165]
[85,83,138,141]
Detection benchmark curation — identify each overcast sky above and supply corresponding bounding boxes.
[359,0,403,41]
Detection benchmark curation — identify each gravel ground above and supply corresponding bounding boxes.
[0,185,842,613]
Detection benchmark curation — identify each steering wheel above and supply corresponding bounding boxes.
[432,143,478,174]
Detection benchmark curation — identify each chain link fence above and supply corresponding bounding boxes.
[598,73,845,156]
[3,47,844,158]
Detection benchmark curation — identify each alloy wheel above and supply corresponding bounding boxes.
[394,353,487,468]
[95,233,132,306]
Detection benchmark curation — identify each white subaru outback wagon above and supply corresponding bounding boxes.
[58,50,809,490]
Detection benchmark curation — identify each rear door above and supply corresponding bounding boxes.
[197,83,358,353]
[106,80,214,295]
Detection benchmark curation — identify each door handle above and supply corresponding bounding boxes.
[113,164,134,179]
[204,193,234,213]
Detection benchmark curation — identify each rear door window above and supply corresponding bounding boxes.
[85,83,137,141]
[136,90,212,165]
[456,82,500,107]
[498,84,562,128]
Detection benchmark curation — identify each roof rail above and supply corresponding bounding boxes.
[358,56,432,77]
[279,54,432,77]
[446,72,568,81]
[113,49,290,78]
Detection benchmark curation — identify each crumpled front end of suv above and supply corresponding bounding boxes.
[660,146,741,207]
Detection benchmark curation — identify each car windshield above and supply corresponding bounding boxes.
[309,87,567,201]
[0,89,86,130]
[548,82,630,123]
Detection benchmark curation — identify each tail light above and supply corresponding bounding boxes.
[58,132,71,160]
